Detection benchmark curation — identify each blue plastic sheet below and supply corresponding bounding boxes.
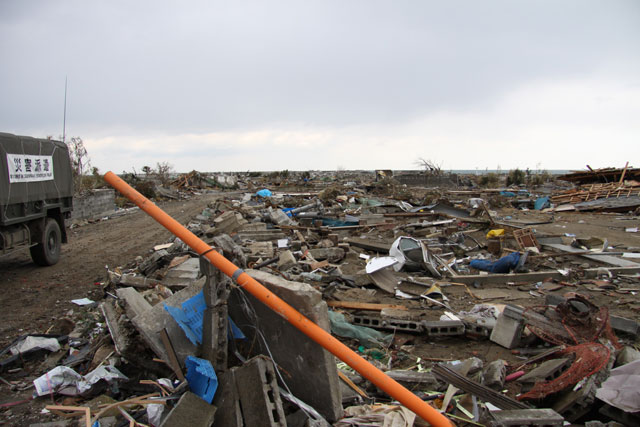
[499,191,516,197]
[470,252,520,274]
[164,291,205,345]
[534,197,550,210]
[256,189,272,198]
[164,290,246,345]
[185,356,218,403]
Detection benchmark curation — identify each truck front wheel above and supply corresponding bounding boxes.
[30,218,62,266]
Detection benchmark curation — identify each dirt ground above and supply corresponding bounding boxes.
[0,195,221,351]
[0,190,638,425]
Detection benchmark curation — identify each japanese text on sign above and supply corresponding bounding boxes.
[6,154,54,183]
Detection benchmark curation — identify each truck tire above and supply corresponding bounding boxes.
[30,218,62,266]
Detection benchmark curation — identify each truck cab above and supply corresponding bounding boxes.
[0,132,73,265]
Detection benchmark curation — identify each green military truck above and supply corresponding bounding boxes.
[0,132,73,265]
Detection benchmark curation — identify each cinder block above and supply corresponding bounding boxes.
[519,358,571,385]
[233,356,286,427]
[352,315,423,333]
[490,305,524,349]
[464,319,493,338]
[422,320,465,337]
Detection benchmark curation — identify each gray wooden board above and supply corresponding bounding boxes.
[542,243,640,268]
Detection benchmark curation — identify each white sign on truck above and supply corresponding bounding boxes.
[6,154,55,183]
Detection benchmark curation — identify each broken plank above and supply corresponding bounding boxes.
[344,237,392,253]
[327,301,408,311]
[542,243,640,268]
[450,270,566,285]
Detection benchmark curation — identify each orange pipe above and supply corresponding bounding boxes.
[104,171,452,427]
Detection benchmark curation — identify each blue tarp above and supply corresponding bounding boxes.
[164,290,246,345]
[470,252,520,274]
[534,197,550,210]
[499,191,516,197]
[256,189,272,198]
[185,356,218,403]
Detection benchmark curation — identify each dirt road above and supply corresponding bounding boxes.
[0,194,218,349]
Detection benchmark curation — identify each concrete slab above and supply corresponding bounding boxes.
[163,257,201,286]
[489,408,564,426]
[115,287,152,319]
[132,282,203,367]
[161,391,217,427]
[228,269,343,422]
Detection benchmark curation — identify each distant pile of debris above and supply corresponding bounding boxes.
[2,174,640,426]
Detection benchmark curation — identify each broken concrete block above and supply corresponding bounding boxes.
[233,356,286,427]
[268,207,295,226]
[115,287,152,319]
[483,359,506,390]
[308,247,345,263]
[237,230,287,242]
[490,305,524,349]
[100,300,132,356]
[488,408,564,426]
[162,257,201,286]
[616,345,640,366]
[422,320,465,337]
[160,391,217,427]
[139,249,169,276]
[132,282,203,367]
[385,370,440,390]
[247,241,274,259]
[277,250,297,270]
[210,211,247,236]
[519,358,571,385]
[351,314,423,333]
[552,372,600,422]
[229,269,343,422]
[609,315,640,337]
[212,370,243,427]
[212,234,247,267]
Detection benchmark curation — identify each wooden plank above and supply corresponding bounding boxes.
[344,237,392,253]
[327,301,408,311]
[542,243,640,268]
[450,270,566,285]
[160,329,186,382]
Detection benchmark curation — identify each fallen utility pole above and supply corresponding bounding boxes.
[104,171,452,427]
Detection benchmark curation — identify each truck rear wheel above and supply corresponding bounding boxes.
[30,218,61,266]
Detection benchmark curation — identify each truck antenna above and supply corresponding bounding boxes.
[62,76,67,143]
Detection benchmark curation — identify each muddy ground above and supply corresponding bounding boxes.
[0,191,638,425]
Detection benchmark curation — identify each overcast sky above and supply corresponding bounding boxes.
[1,1,639,173]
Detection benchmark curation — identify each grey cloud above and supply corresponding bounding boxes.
[1,0,639,137]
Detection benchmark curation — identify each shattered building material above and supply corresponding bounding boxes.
[490,304,524,349]
[160,391,217,427]
[232,356,287,427]
[103,171,454,427]
[131,281,204,366]
[230,269,343,422]
[487,408,564,427]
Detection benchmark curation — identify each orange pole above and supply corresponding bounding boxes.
[104,171,452,427]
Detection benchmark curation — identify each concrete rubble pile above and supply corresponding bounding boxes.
[2,169,640,426]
